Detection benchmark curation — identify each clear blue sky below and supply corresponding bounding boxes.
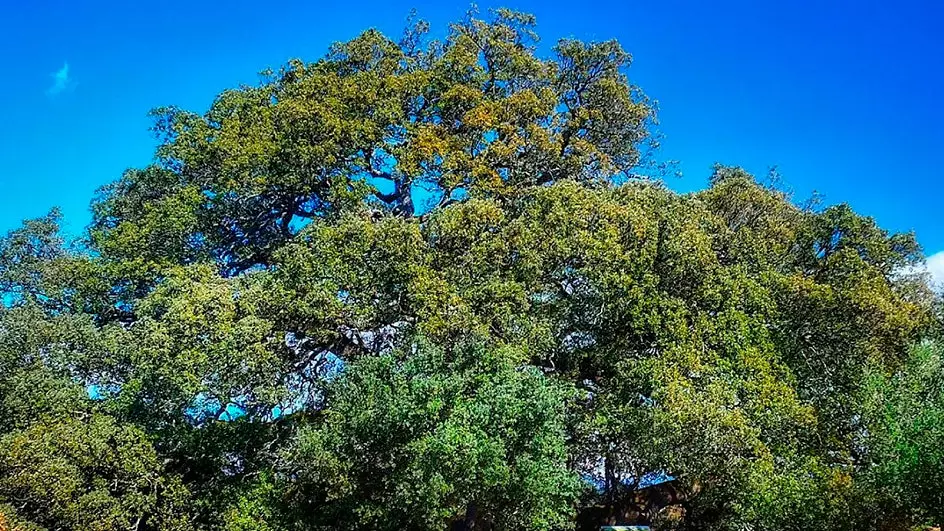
[1,0,941,256]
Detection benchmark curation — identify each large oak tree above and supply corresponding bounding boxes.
[0,9,939,531]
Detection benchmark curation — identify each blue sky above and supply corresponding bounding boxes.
[1,0,941,270]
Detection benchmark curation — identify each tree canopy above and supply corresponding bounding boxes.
[0,9,941,531]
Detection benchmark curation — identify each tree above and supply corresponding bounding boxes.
[0,306,190,531]
[90,9,654,277]
[858,340,944,529]
[0,8,939,531]
[288,338,579,530]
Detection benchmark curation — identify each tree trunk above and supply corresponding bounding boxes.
[450,502,478,531]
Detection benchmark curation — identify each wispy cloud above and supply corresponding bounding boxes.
[46,62,72,96]
[926,251,944,288]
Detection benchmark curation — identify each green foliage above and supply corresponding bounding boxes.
[732,453,856,531]
[0,412,189,531]
[290,338,579,530]
[0,8,940,531]
[859,341,944,527]
[89,8,653,276]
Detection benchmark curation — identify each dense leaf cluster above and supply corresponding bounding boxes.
[0,10,940,531]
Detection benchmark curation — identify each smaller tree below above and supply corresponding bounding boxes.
[287,337,581,531]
